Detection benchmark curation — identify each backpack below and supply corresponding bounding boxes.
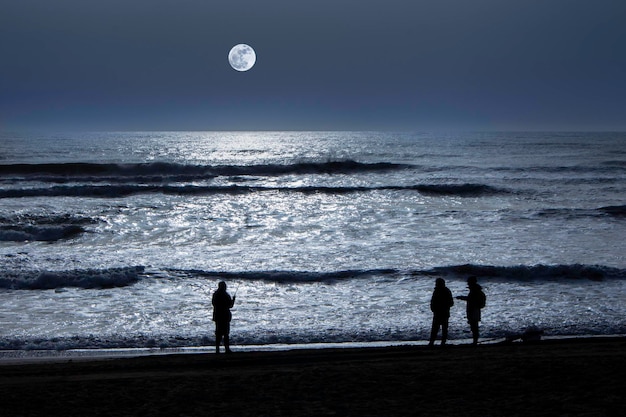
[478,289,486,308]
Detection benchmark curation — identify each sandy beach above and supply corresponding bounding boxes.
[1,337,624,416]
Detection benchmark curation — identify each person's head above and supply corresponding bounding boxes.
[467,276,478,286]
[218,281,227,291]
[435,278,445,288]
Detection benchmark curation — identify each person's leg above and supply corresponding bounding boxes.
[215,333,221,353]
[470,321,479,345]
[215,323,224,353]
[441,318,449,345]
[224,322,232,353]
[429,317,440,345]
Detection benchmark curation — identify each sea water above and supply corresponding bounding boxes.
[0,131,625,351]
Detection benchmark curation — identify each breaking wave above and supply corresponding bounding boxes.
[0,264,626,290]
[532,206,626,220]
[495,164,626,174]
[0,266,144,290]
[3,264,623,291]
[172,268,401,283]
[0,160,410,183]
[0,225,86,242]
[0,183,510,199]
[426,264,626,282]
[172,263,626,283]
[599,205,626,217]
[0,214,96,242]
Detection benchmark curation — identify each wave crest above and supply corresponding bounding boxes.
[173,268,400,283]
[0,266,144,290]
[599,205,626,217]
[0,160,410,183]
[428,264,625,282]
[0,225,85,242]
[0,183,511,199]
[174,264,625,283]
[0,214,96,242]
[4,263,621,291]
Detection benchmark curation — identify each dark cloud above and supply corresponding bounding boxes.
[1,0,625,130]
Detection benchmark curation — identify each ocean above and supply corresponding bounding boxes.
[1,131,625,353]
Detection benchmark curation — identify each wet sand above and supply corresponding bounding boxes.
[1,337,624,416]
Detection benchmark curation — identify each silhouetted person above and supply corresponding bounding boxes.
[428,278,454,346]
[456,276,486,345]
[212,281,235,354]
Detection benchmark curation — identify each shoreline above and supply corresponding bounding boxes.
[1,336,624,416]
[1,333,624,365]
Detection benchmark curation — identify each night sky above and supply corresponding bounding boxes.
[2,0,625,131]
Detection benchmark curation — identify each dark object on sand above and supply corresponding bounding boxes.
[502,328,545,344]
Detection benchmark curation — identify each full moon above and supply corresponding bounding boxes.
[228,44,256,72]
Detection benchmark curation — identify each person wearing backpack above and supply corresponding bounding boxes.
[456,276,486,345]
